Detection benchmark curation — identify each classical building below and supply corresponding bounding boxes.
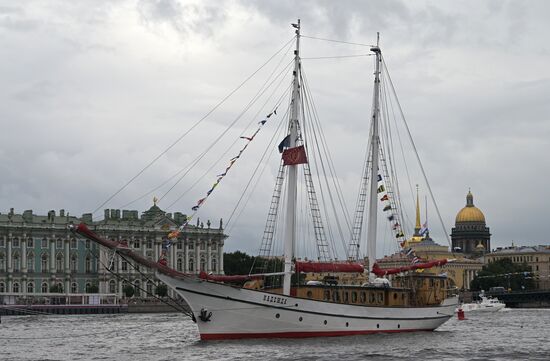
[485,245,550,289]
[0,208,100,296]
[0,204,226,298]
[451,190,491,256]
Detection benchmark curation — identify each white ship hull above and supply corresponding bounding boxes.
[158,273,458,340]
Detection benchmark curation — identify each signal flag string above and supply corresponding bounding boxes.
[162,107,279,252]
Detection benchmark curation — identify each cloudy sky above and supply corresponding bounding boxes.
[1,0,549,257]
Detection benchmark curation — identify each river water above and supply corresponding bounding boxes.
[1,309,549,360]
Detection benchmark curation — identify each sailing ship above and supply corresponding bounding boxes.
[72,20,458,340]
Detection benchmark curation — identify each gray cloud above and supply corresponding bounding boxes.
[137,0,227,38]
[1,0,550,257]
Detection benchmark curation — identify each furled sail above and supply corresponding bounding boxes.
[371,259,449,277]
[295,261,364,273]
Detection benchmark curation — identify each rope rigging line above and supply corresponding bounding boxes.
[302,54,374,60]
[380,66,416,232]
[301,69,353,231]
[119,43,295,211]
[300,68,354,260]
[164,103,282,242]
[382,56,454,250]
[348,100,374,260]
[160,59,294,208]
[378,70,410,251]
[89,248,192,317]
[301,35,375,47]
[92,36,297,215]
[163,63,294,211]
[225,104,290,230]
[299,83,340,260]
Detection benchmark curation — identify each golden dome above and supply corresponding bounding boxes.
[455,190,486,223]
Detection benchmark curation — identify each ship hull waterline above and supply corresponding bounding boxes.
[157,273,458,340]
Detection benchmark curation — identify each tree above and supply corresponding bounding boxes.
[470,258,535,291]
[123,284,135,298]
[223,251,255,275]
[155,284,168,297]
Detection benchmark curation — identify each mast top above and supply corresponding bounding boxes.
[371,32,381,53]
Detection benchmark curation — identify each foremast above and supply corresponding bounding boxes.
[366,38,382,283]
[283,20,301,296]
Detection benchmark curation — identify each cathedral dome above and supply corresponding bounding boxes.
[455,191,485,223]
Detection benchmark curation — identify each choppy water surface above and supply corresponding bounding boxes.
[1,309,549,360]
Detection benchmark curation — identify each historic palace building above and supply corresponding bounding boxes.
[0,203,226,298]
[451,190,491,256]
[486,245,550,289]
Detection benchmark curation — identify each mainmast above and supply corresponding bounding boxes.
[283,19,301,296]
[366,35,382,282]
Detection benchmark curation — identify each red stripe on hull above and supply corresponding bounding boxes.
[200,328,433,340]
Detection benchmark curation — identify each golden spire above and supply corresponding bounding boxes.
[415,184,421,230]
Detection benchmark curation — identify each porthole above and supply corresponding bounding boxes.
[398,324,401,329]
[299,316,303,322]
[345,322,349,327]
[324,320,327,325]
[275,313,280,319]
[376,323,380,329]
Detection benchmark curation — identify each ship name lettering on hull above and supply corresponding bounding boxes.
[263,295,288,305]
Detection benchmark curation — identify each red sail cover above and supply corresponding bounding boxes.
[282,145,308,165]
[371,259,448,277]
[295,261,364,273]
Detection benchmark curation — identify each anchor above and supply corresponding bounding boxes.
[198,308,212,322]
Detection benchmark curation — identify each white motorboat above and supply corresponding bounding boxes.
[459,293,506,312]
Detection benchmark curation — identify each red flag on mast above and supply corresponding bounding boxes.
[282,145,308,165]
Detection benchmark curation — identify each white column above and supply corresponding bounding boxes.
[7,235,12,271]
[21,237,27,272]
[154,237,160,262]
[218,240,224,275]
[64,237,70,272]
[50,236,56,274]
[171,239,176,268]
[207,239,212,272]
[22,236,28,295]
[195,239,200,273]
[184,239,189,272]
